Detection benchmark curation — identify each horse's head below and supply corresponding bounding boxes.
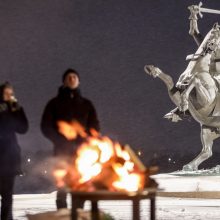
[203,23,220,55]
[176,23,220,89]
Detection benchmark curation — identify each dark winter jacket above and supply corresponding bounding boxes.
[40,87,100,156]
[0,100,28,176]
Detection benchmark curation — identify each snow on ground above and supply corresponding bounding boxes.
[13,192,220,220]
[14,173,220,219]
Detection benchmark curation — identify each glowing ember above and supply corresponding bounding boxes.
[113,173,142,192]
[53,169,67,187]
[54,120,148,192]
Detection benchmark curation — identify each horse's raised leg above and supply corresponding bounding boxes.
[183,126,220,171]
[144,65,182,108]
[178,73,216,112]
[193,77,216,106]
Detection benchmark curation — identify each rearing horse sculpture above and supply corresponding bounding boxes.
[145,3,220,171]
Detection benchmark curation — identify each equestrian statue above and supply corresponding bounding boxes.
[145,2,220,171]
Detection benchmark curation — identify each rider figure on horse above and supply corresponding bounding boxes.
[162,7,220,123]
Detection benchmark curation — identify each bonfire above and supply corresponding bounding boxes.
[53,121,157,192]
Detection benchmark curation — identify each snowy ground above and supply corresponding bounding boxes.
[153,173,220,198]
[13,173,220,219]
[13,192,220,220]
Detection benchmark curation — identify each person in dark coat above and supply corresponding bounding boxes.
[41,68,100,209]
[0,82,28,220]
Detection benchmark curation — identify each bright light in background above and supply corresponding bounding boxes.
[138,151,142,156]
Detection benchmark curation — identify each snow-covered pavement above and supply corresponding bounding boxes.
[13,192,220,220]
[14,173,220,219]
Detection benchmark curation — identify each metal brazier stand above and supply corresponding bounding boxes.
[71,188,157,220]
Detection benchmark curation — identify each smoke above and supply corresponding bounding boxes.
[15,152,58,194]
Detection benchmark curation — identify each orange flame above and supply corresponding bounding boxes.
[53,169,67,188]
[54,121,146,192]
[57,120,87,140]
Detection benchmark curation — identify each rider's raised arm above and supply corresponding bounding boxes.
[188,5,204,46]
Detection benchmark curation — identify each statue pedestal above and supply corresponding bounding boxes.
[152,172,220,198]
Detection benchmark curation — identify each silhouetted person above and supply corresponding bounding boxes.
[0,82,28,220]
[41,69,100,209]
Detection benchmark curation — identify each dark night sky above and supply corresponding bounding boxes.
[1,0,220,188]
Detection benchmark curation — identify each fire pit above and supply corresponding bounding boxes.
[71,188,157,220]
[53,121,159,220]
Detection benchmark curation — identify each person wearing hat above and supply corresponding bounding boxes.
[0,82,28,220]
[41,68,100,209]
